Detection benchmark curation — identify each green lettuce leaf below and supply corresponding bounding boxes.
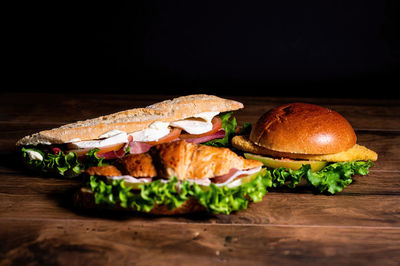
[306,160,374,194]
[87,168,272,214]
[239,122,252,135]
[83,148,106,168]
[21,147,105,177]
[204,112,237,147]
[268,160,374,194]
[190,169,271,214]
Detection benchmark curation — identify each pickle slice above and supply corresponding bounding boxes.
[244,153,327,172]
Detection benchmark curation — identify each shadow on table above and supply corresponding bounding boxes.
[49,185,215,222]
[1,150,215,221]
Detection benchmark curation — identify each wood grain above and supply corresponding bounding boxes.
[0,93,399,265]
[1,175,399,227]
[1,220,399,266]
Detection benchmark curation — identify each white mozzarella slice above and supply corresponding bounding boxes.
[170,111,219,135]
[128,121,170,142]
[26,150,43,161]
[69,132,128,149]
[99,129,126,139]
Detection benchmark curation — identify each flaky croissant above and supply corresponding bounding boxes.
[86,140,262,180]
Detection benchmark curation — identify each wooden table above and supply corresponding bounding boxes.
[1,93,399,265]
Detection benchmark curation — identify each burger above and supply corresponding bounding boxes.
[232,102,377,194]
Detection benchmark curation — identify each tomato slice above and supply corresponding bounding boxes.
[68,128,182,156]
[144,128,182,145]
[97,143,126,155]
[68,143,126,157]
[179,117,222,139]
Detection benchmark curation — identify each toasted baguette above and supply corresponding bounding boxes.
[16,94,243,146]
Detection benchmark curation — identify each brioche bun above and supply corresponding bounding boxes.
[249,103,357,155]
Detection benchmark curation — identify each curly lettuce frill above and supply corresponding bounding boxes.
[87,168,272,215]
[21,147,105,178]
[270,160,374,194]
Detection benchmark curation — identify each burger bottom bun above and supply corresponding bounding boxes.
[232,135,377,162]
[74,188,206,215]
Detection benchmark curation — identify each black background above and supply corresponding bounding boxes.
[4,1,400,97]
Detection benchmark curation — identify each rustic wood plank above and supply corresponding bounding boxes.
[1,219,399,266]
[1,171,399,228]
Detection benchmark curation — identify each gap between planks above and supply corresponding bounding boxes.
[1,217,400,231]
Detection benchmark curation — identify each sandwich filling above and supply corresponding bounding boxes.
[20,112,238,177]
[68,111,221,150]
[98,166,262,188]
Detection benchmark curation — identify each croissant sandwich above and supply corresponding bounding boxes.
[17,94,243,177]
[74,140,272,215]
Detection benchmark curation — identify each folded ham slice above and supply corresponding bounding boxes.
[129,141,153,154]
[97,143,128,159]
[182,129,225,144]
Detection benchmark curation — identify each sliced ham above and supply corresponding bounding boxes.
[211,168,239,184]
[97,143,128,159]
[129,141,152,154]
[183,129,225,144]
[212,166,262,187]
[127,129,224,154]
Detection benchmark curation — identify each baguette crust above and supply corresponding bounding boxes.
[16,94,243,146]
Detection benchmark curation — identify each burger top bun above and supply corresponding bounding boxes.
[249,103,357,155]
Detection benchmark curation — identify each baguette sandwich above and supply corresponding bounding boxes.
[17,94,243,177]
[75,140,271,215]
[232,102,378,194]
